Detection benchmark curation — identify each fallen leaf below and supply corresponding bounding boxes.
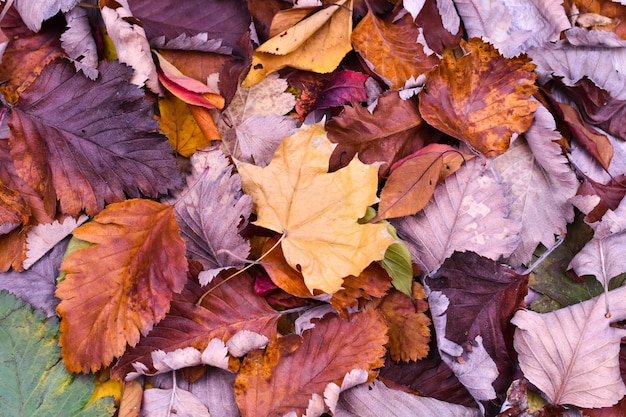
[118,379,143,417]
[374,282,431,362]
[330,262,393,313]
[0,236,68,317]
[0,181,29,234]
[576,174,626,223]
[111,268,280,379]
[260,235,313,298]
[23,214,88,269]
[568,198,626,289]
[287,69,369,120]
[13,0,79,32]
[100,0,160,93]
[327,92,433,177]
[512,285,626,408]
[452,0,570,57]
[237,123,394,294]
[9,59,181,216]
[427,251,529,392]
[158,93,214,157]
[242,0,353,87]
[376,144,473,220]
[127,0,253,58]
[493,104,579,266]
[0,291,115,415]
[351,6,440,89]
[335,380,481,417]
[428,291,499,402]
[154,51,225,110]
[143,381,210,417]
[150,32,233,53]
[413,0,463,55]
[220,72,298,166]
[419,38,538,157]
[0,7,65,104]
[392,157,521,274]
[56,199,188,373]
[60,6,99,79]
[172,148,253,285]
[234,309,388,417]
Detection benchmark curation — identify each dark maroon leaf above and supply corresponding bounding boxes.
[577,174,626,223]
[415,0,463,55]
[379,350,476,408]
[9,59,181,216]
[288,70,369,120]
[426,251,528,393]
[555,77,626,141]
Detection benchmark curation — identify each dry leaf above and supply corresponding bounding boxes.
[237,123,394,294]
[242,0,353,86]
[158,93,214,157]
[419,38,538,157]
[56,199,188,373]
[60,6,98,79]
[512,285,626,408]
[23,214,88,269]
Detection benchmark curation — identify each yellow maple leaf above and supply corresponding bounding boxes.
[242,0,353,87]
[237,124,393,294]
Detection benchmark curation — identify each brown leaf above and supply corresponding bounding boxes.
[0,227,26,272]
[414,0,463,54]
[0,7,65,104]
[111,266,280,379]
[577,175,626,223]
[327,92,436,177]
[419,38,538,157]
[260,235,312,298]
[375,282,431,362]
[376,144,473,220]
[0,181,30,235]
[56,199,188,373]
[351,8,439,89]
[234,309,388,417]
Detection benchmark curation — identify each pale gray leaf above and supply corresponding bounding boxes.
[14,0,79,32]
[429,291,498,402]
[0,237,68,317]
[149,369,239,417]
[529,40,626,96]
[392,157,521,274]
[570,131,626,183]
[437,0,461,35]
[494,105,578,266]
[403,0,426,20]
[512,285,626,408]
[61,7,98,79]
[334,380,481,417]
[173,148,252,285]
[142,384,210,417]
[24,214,88,269]
[453,0,569,57]
[233,114,299,167]
[150,33,233,54]
[564,27,626,47]
[100,0,160,93]
[226,330,269,357]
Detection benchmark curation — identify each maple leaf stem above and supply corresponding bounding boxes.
[196,233,286,306]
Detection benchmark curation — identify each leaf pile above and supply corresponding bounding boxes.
[2,1,626,416]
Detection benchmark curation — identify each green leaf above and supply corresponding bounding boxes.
[0,291,115,417]
[381,225,414,298]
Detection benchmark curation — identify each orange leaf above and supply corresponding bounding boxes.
[261,235,312,298]
[330,263,393,313]
[419,38,539,157]
[351,8,439,89]
[375,282,431,362]
[0,227,26,272]
[0,181,30,234]
[0,8,65,104]
[235,309,388,417]
[376,144,474,220]
[56,199,188,373]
